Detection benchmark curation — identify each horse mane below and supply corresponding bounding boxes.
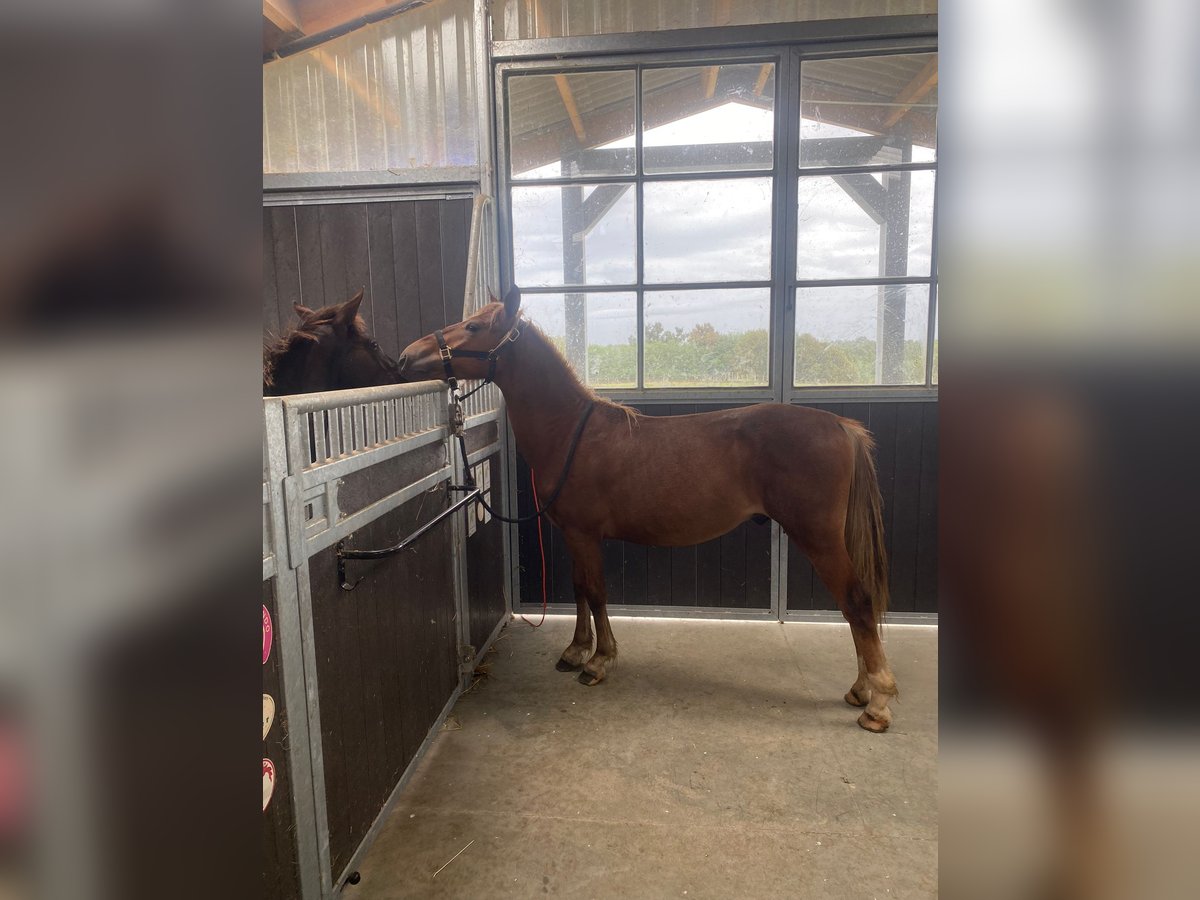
[263,304,370,390]
[519,315,641,431]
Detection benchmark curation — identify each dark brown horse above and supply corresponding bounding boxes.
[397,287,899,732]
[264,290,405,396]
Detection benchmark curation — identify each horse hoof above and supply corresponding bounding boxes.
[556,658,581,672]
[844,689,869,708]
[857,711,890,733]
[578,671,604,686]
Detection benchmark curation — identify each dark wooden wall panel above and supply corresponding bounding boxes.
[263,198,474,360]
[262,578,301,900]
[785,400,938,615]
[307,485,459,877]
[517,399,937,615]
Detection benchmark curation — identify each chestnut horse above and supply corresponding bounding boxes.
[398,287,899,732]
[264,290,405,396]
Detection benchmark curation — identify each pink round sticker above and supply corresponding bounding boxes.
[262,605,273,665]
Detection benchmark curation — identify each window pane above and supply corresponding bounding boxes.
[797,170,934,279]
[511,183,636,287]
[508,70,636,179]
[794,285,929,386]
[800,53,937,167]
[644,178,772,283]
[644,289,770,387]
[642,64,774,174]
[519,293,637,389]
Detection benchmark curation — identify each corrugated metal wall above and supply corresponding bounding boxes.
[263,0,478,174]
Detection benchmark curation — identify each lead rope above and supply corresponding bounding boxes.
[451,397,595,525]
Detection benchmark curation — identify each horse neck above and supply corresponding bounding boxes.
[494,327,592,473]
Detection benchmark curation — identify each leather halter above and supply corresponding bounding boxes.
[433,321,521,397]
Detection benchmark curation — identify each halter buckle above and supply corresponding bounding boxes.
[439,345,452,362]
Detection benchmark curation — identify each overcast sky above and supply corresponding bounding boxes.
[512,103,934,347]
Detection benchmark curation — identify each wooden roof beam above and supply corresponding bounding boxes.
[554,75,588,144]
[264,0,304,34]
[701,1,732,100]
[881,56,938,130]
[752,63,772,97]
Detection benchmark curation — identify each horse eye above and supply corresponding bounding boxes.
[464,323,479,333]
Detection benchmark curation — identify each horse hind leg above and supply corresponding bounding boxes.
[845,654,871,708]
[795,534,898,732]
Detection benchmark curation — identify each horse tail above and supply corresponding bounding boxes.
[841,420,890,627]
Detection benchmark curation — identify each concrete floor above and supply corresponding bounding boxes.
[349,617,937,899]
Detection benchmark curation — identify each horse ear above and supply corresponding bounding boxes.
[502,284,521,320]
[335,289,365,326]
[293,303,315,320]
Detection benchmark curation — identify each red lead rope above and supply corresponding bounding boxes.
[519,469,548,628]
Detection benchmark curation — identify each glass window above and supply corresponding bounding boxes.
[794,285,929,386]
[642,64,774,174]
[800,53,937,167]
[511,183,636,286]
[502,50,937,393]
[797,170,935,280]
[644,178,773,283]
[508,71,636,180]
[520,293,638,389]
[644,289,770,387]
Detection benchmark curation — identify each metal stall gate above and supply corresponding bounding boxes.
[263,380,505,900]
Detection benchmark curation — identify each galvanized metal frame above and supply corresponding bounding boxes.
[490,14,938,61]
[494,20,938,622]
[263,167,479,194]
[264,376,507,899]
[785,609,939,627]
[264,399,325,900]
[516,603,776,621]
[263,186,476,207]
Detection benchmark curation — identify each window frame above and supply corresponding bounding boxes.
[494,29,937,403]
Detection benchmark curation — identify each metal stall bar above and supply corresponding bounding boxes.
[264,397,324,900]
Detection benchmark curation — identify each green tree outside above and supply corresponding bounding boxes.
[548,326,934,389]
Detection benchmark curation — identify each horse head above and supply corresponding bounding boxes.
[264,290,405,395]
[397,285,522,384]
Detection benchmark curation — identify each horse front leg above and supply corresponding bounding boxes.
[564,532,616,686]
[555,590,594,672]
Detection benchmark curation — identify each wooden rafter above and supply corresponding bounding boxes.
[530,0,587,144]
[881,57,938,130]
[752,63,772,97]
[264,0,303,34]
[701,0,732,101]
[554,74,588,143]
